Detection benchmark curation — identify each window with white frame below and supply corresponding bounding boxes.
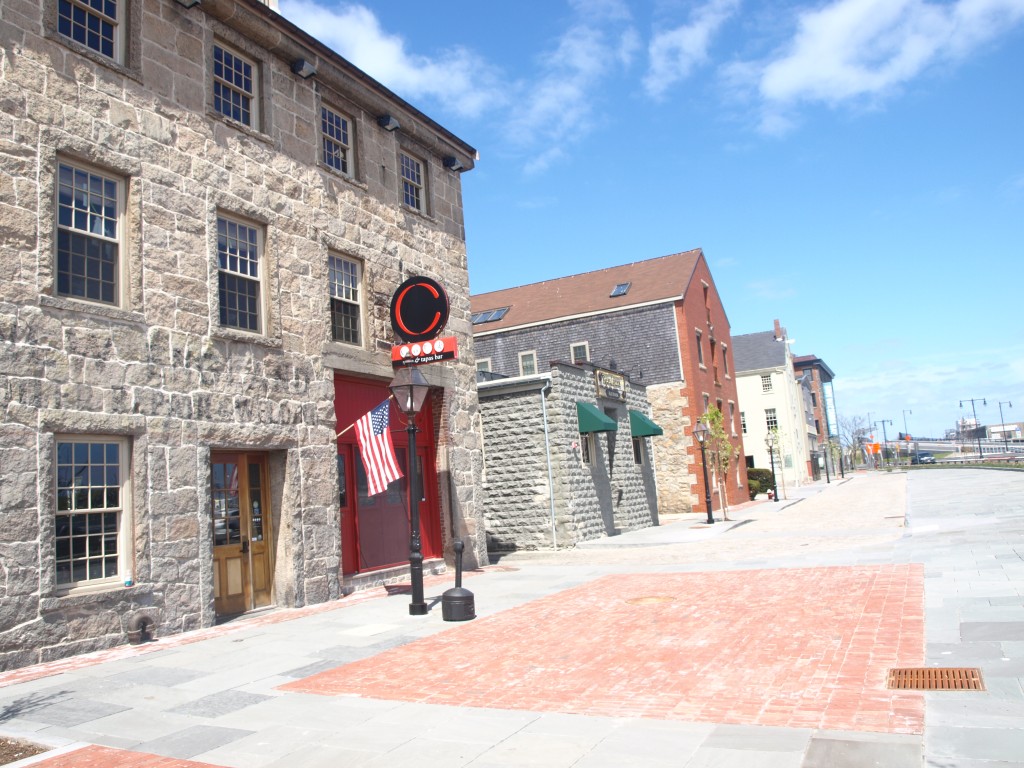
[58,0,123,61]
[765,408,778,431]
[570,342,589,364]
[741,411,747,434]
[581,433,594,465]
[695,330,704,366]
[400,152,425,212]
[54,436,130,588]
[761,374,773,392]
[217,214,263,332]
[56,160,123,306]
[328,254,361,345]
[321,106,353,176]
[476,358,491,373]
[519,350,537,377]
[213,43,258,128]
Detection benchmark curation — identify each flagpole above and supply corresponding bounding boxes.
[337,393,395,437]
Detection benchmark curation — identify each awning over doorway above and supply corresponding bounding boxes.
[576,401,617,433]
[629,409,664,437]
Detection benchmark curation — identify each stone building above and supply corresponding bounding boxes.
[733,322,816,493]
[478,362,661,552]
[471,250,748,517]
[0,0,484,670]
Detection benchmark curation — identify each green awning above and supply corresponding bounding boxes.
[629,409,663,437]
[576,401,617,433]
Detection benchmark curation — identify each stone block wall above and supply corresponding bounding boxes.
[479,363,659,552]
[0,0,483,669]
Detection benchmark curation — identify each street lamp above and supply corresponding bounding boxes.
[902,409,913,466]
[960,398,987,460]
[874,419,892,467]
[998,401,1013,453]
[692,421,714,524]
[764,430,780,503]
[389,366,431,616]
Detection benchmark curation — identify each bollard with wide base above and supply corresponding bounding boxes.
[441,540,476,622]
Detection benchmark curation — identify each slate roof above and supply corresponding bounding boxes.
[470,249,704,333]
[731,331,787,373]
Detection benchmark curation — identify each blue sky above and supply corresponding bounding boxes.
[280,0,1024,440]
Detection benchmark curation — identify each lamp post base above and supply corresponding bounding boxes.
[409,602,428,616]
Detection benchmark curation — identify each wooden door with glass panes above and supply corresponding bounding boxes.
[210,452,273,616]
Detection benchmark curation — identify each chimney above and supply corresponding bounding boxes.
[773,319,785,341]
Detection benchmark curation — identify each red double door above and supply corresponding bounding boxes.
[334,375,443,575]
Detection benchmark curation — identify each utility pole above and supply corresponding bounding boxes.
[902,409,912,466]
[998,401,1013,453]
[960,398,987,459]
[874,419,893,467]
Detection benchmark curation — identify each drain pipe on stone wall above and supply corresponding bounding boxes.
[539,379,558,550]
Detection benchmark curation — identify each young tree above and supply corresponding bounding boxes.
[701,407,740,521]
[838,414,867,470]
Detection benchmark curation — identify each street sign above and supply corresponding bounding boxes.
[392,336,459,368]
[389,276,450,343]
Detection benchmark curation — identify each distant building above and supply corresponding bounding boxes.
[792,354,838,476]
[733,322,816,491]
[471,250,748,518]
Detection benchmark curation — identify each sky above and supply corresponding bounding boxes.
[279,0,1024,440]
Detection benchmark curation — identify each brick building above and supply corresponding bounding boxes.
[478,362,660,552]
[0,0,484,669]
[793,354,838,476]
[471,250,748,517]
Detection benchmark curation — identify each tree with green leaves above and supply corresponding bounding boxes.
[700,407,740,521]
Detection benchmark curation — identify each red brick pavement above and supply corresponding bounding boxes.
[20,745,219,767]
[283,565,926,734]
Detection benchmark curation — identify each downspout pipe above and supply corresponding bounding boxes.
[540,380,557,550]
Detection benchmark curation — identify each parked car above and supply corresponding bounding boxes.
[912,452,936,465]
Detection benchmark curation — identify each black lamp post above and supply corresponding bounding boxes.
[389,367,431,616]
[692,421,714,524]
[765,431,779,503]
[998,401,1012,453]
[960,398,986,459]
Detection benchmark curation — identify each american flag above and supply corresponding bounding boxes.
[355,399,403,496]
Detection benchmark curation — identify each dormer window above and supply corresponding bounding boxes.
[610,282,630,297]
[471,307,509,324]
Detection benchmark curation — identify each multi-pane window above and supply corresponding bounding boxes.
[56,161,121,306]
[321,107,352,175]
[217,215,262,332]
[400,152,424,211]
[519,351,537,377]
[695,330,704,366]
[741,411,747,434]
[761,374,773,392]
[581,433,593,465]
[765,408,778,431]
[632,437,644,465]
[476,359,492,373]
[54,437,128,587]
[58,0,120,60]
[471,307,509,324]
[213,44,257,127]
[570,342,589,364]
[328,254,361,345]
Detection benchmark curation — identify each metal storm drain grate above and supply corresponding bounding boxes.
[625,596,675,605]
[887,667,985,691]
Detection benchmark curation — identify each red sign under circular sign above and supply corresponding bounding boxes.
[390,276,450,343]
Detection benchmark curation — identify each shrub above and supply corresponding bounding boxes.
[747,468,774,489]
[747,480,760,500]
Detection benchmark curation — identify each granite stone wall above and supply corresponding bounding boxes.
[0,0,483,669]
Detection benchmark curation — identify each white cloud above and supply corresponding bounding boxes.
[279,0,505,118]
[643,0,741,98]
[756,0,1024,111]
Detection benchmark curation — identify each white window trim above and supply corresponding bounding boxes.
[761,373,773,393]
[570,341,589,364]
[213,42,261,129]
[476,358,492,373]
[321,104,354,178]
[518,350,538,377]
[57,0,127,64]
[399,150,426,213]
[581,433,594,465]
[695,329,705,368]
[55,157,127,308]
[722,344,730,377]
[216,213,266,335]
[53,435,132,594]
[328,253,363,347]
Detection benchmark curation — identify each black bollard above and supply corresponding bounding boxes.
[441,540,476,621]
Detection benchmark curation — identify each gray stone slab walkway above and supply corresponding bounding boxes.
[1,469,1022,767]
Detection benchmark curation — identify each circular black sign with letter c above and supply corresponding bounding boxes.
[390,276,450,343]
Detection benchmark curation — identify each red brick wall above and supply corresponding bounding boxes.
[675,257,749,514]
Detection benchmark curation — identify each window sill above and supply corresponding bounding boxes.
[40,295,145,325]
[212,327,283,348]
[320,165,367,191]
[207,111,273,145]
[42,581,152,609]
[44,31,143,83]
[401,203,437,223]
